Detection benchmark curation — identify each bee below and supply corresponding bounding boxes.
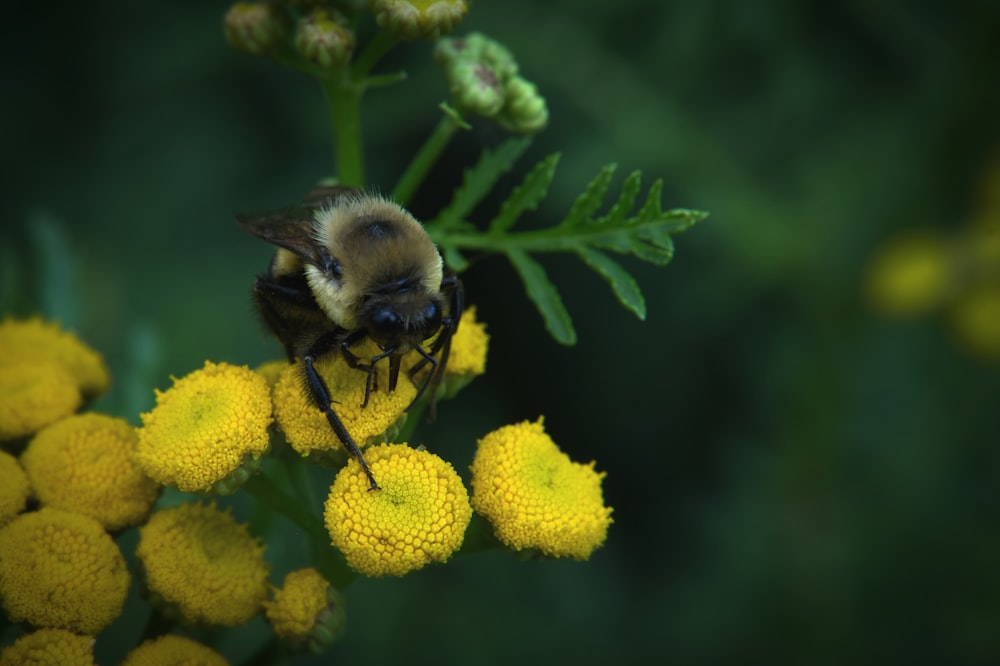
[238,185,463,490]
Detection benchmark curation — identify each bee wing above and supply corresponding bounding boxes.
[236,206,324,264]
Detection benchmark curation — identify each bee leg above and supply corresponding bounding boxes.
[339,333,397,407]
[252,275,321,362]
[304,334,380,491]
[408,274,464,421]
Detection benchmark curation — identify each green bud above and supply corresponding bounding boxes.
[497,77,549,134]
[223,2,290,57]
[370,0,468,40]
[436,32,548,134]
[305,586,347,654]
[294,9,356,69]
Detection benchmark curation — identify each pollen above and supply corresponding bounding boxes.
[324,443,472,577]
[273,352,414,460]
[120,634,227,666]
[135,502,269,627]
[0,507,130,634]
[135,361,272,494]
[470,418,613,560]
[0,629,97,666]
[21,413,160,531]
[0,316,110,398]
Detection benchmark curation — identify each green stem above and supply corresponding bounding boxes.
[243,473,328,545]
[392,114,462,206]
[324,75,365,187]
[351,30,399,80]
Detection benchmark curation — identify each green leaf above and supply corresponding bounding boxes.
[506,249,577,345]
[575,247,647,320]
[433,137,531,229]
[488,153,561,235]
[442,245,469,273]
[596,170,642,227]
[561,163,617,229]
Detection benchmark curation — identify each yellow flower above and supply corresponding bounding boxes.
[0,360,81,441]
[255,358,291,389]
[370,0,468,40]
[135,361,272,494]
[325,444,472,577]
[0,317,109,398]
[273,352,414,461]
[0,450,30,527]
[470,419,613,560]
[0,508,130,634]
[120,634,227,666]
[444,306,489,378]
[136,502,269,627]
[949,283,1000,360]
[864,230,956,316]
[0,629,96,666]
[265,568,346,653]
[21,413,160,531]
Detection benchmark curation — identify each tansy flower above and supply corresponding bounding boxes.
[470,419,613,560]
[135,361,272,494]
[120,634,227,666]
[0,317,109,398]
[136,502,269,627]
[408,305,489,401]
[370,0,468,40]
[255,358,291,389]
[864,230,956,316]
[273,353,414,462]
[0,450,30,527]
[0,629,96,666]
[21,413,160,531]
[325,443,472,577]
[265,568,347,653]
[0,360,81,441]
[0,508,130,634]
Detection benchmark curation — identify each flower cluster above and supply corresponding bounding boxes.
[865,155,1000,360]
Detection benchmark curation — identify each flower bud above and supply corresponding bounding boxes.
[371,1,468,40]
[497,77,549,134]
[223,2,290,57]
[294,8,356,69]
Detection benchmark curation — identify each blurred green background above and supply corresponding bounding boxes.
[4,1,1000,664]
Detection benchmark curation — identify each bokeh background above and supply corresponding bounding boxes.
[4,1,1000,664]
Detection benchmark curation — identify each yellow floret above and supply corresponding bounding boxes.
[0,360,81,440]
[21,413,160,530]
[0,628,96,666]
[265,567,346,652]
[470,418,613,560]
[325,443,472,577]
[272,352,414,460]
[0,317,109,398]
[120,634,228,666]
[135,361,273,494]
[265,568,329,640]
[136,502,269,627]
[0,508,130,634]
[0,450,30,527]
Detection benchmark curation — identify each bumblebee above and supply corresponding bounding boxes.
[238,185,463,490]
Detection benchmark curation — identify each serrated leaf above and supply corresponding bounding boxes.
[575,247,647,320]
[637,178,665,221]
[488,153,561,235]
[597,170,642,227]
[507,249,577,345]
[434,137,531,228]
[630,235,675,265]
[561,163,617,229]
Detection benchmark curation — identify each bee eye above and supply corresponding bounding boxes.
[421,301,442,336]
[371,307,402,336]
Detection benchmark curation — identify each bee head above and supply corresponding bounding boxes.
[360,283,444,351]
